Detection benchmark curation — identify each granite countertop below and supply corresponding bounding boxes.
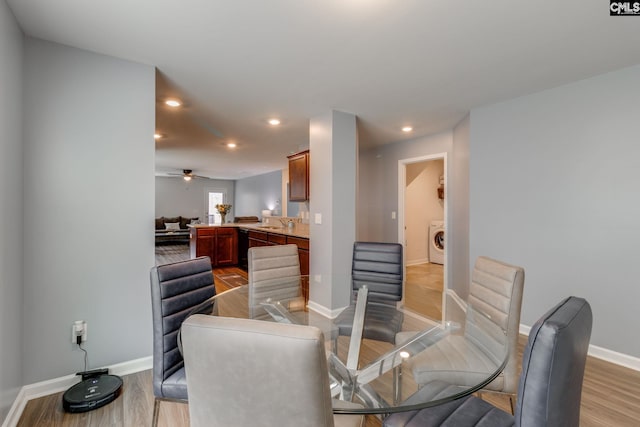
[189,222,309,239]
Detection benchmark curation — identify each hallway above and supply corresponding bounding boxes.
[404,262,443,320]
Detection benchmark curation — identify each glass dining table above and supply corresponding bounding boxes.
[182,275,508,416]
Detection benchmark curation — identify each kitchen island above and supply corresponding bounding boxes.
[189,222,310,301]
[188,222,309,268]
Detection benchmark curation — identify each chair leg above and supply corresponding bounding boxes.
[509,394,515,415]
[393,365,402,405]
[152,398,160,427]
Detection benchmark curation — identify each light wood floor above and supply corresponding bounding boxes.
[17,337,640,426]
[404,262,443,320]
[18,262,640,426]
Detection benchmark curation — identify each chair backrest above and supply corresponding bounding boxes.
[465,256,524,393]
[248,244,301,318]
[181,315,336,427]
[149,256,216,398]
[515,296,592,427]
[351,242,403,305]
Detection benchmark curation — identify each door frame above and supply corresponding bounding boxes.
[397,152,448,321]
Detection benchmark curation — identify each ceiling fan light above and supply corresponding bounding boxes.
[183,175,192,181]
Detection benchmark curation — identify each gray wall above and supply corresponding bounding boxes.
[156,176,235,221]
[309,111,357,311]
[0,1,24,419]
[234,170,281,218]
[450,115,470,299]
[469,65,640,357]
[22,38,155,383]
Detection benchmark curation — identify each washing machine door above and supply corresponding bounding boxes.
[433,230,444,250]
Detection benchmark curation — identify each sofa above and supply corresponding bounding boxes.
[155,216,199,245]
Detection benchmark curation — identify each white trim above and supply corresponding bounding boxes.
[587,345,640,371]
[518,324,640,372]
[307,301,345,319]
[445,288,467,312]
[2,356,152,427]
[397,152,448,316]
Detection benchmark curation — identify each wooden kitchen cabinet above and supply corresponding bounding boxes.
[215,227,238,266]
[248,230,269,247]
[190,227,238,267]
[288,150,309,202]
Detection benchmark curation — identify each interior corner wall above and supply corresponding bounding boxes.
[22,38,156,383]
[469,65,640,357]
[156,176,235,220]
[0,1,24,420]
[309,110,357,311]
[234,170,282,218]
[450,115,470,300]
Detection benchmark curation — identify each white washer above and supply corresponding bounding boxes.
[429,220,445,264]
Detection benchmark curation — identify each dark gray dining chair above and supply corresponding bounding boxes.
[334,242,404,344]
[383,296,593,427]
[149,256,216,427]
[181,315,364,427]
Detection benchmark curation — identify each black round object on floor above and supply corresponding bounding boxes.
[62,374,123,413]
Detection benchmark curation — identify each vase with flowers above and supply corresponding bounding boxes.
[215,204,232,224]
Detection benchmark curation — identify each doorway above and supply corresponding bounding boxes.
[398,153,447,320]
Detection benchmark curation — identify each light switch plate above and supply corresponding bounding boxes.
[314,213,322,224]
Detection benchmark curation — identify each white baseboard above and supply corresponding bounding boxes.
[307,300,345,319]
[2,356,152,427]
[519,324,640,371]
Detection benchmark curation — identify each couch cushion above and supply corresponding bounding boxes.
[164,216,180,225]
[165,222,181,231]
[156,217,165,230]
[180,216,199,229]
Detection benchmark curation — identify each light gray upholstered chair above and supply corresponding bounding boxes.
[334,242,404,344]
[181,315,364,427]
[149,256,216,427]
[248,244,302,319]
[383,296,593,427]
[399,256,524,408]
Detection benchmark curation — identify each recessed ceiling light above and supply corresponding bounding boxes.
[268,119,281,126]
[154,133,162,140]
[165,99,181,107]
[402,126,413,132]
[227,142,237,148]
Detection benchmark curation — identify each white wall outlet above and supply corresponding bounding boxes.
[71,320,87,344]
[314,213,322,224]
[391,211,396,219]
[314,274,321,283]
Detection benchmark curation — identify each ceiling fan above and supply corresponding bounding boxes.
[168,169,208,181]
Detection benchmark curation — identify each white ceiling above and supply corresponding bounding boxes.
[8,0,640,179]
